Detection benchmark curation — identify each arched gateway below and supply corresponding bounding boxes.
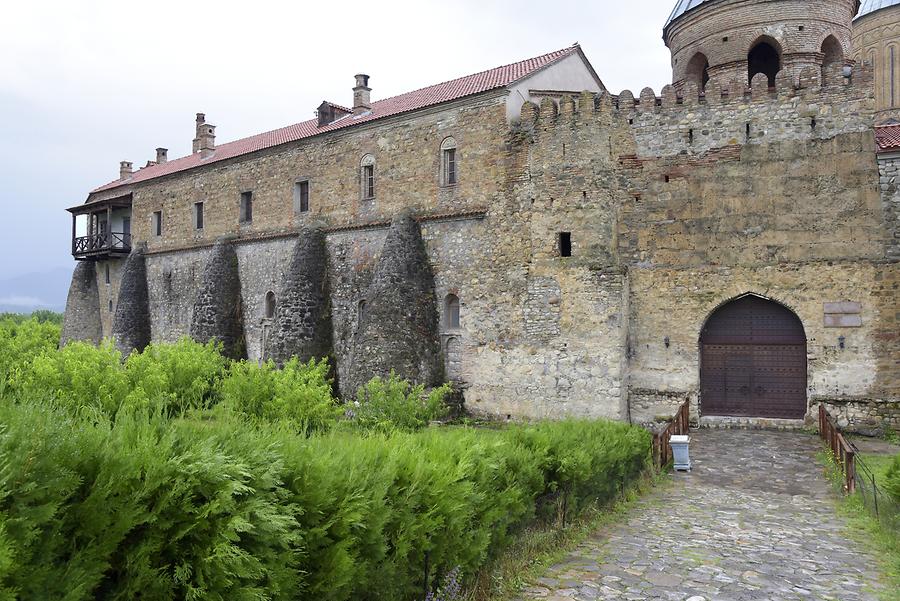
[699,295,807,419]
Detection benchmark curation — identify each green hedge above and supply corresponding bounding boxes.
[0,403,650,601]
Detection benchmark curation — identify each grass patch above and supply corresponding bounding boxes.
[462,469,664,601]
[862,453,896,485]
[817,450,900,600]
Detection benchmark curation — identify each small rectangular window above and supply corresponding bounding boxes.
[152,211,162,236]
[294,180,310,213]
[363,165,375,199]
[444,148,457,185]
[194,202,204,230]
[240,191,253,223]
[559,232,572,257]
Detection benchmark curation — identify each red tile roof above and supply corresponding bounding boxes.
[91,45,581,195]
[875,123,900,153]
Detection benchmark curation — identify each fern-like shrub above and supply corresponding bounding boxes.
[0,401,650,601]
[353,372,451,432]
[124,337,227,414]
[219,357,340,435]
[10,341,129,416]
[0,316,60,393]
[883,453,900,503]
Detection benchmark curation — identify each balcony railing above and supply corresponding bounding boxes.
[72,232,132,257]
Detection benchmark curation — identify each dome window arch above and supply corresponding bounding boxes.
[820,35,844,83]
[748,36,782,87]
[685,52,710,91]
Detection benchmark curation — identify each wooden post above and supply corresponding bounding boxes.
[846,449,856,494]
[106,204,112,248]
[71,213,76,255]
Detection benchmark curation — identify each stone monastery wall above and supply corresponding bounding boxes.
[509,65,898,426]
[66,60,900,428]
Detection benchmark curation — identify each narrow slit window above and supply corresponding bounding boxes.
[298,181,309,212]
[152,211,162,236]
[360,154,376,200]
[105,264,110,284]
[240,191,253,223]
[194,202,204,230]
[444,148,457,185]
[559,232,572,257]
[444,294,460,329]
[363,165,375,198]
[440,137,458,186]
[264,291,276,319]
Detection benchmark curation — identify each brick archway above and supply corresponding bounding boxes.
[699,294,807,419]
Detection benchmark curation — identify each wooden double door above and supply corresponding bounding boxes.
[700,295,807,419]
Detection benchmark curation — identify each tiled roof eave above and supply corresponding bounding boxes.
[84,45,581,199]
[87,87,511,199]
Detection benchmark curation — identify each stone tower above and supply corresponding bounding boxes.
[853,0,900,122]
[664,0,859,91]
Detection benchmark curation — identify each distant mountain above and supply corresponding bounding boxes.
[0,266,71,314]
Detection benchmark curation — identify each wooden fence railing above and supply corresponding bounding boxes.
[652,399,690,469]
[819,405,856,494]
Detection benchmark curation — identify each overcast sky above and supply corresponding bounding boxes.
[0,0,675,280]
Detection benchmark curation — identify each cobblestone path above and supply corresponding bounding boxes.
[517,429,885,601]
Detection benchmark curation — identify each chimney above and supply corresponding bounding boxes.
[119,160,133,179]
[353,74,371,115]
[192,113,216,157]
[156,147,168,164]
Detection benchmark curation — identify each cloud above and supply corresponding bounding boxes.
[0,0,675,280]
[0,295,47,307]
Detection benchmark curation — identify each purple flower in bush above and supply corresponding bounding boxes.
[426,567,462,601]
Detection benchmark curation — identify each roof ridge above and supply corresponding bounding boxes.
[364,44,579,107]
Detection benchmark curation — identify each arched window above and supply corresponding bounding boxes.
[357,299,366,324]
[748,37,781,87]
[440,137,457,186]
[264,291,276,319]
[360,154,375,200]
[685,52,710,92]
[821,35,844,83]
[444,294,460,329]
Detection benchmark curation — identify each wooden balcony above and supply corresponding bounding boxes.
[72,232,132,259]
[68,193,132,261]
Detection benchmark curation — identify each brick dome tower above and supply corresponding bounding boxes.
[664,0,860,91]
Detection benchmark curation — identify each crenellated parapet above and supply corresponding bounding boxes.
[514,63,875,159]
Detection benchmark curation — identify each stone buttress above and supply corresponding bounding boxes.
[112,245,151,357]
[190,239,246,359]
[266,228,332,365]
[60,261,102,347]
[347,213,443,395]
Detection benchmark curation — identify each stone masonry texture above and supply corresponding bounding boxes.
[265,228,333,366]
[111,245,151,357]
[346,213,443,395]
[60,261,102,347]
[66,1,900,427]
[189,239,246,359]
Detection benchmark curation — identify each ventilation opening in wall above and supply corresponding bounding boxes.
[558,232,572,257]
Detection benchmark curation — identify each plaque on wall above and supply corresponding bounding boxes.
[824,301,862,328]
